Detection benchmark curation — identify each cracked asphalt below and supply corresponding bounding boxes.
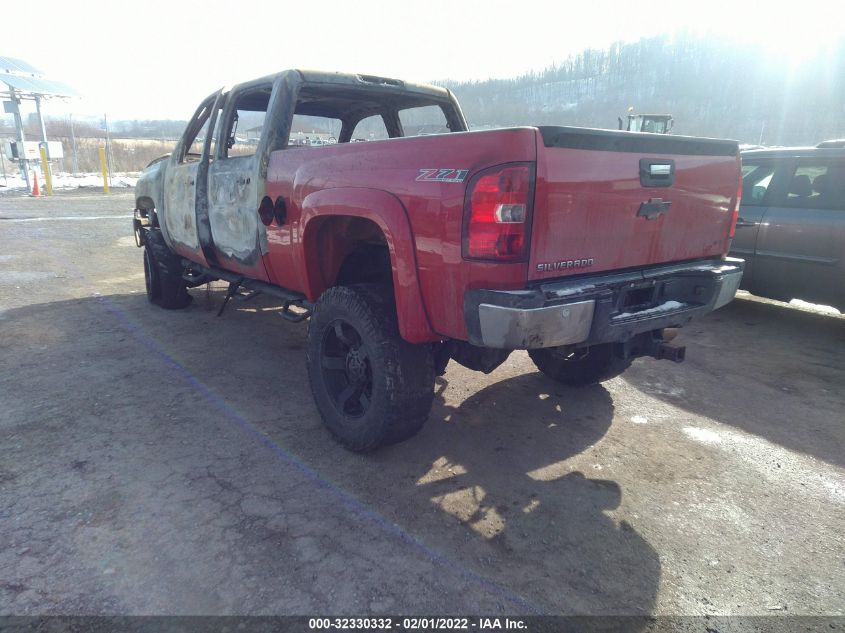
[0,191,843,616]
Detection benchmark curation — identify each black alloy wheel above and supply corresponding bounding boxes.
[320,319,373,418]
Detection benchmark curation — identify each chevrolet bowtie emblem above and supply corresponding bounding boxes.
[637,198,672,220]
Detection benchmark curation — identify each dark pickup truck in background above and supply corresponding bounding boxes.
[133,69,744,451]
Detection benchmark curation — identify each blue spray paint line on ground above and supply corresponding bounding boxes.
[92,292,548,615]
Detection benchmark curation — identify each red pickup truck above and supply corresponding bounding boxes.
[134,70,743,451]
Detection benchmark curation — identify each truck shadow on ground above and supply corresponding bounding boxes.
[0,289,660,616]
[622,296,845,468]
[374,374,661,615]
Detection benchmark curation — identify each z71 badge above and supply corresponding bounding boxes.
[416,168,469,183]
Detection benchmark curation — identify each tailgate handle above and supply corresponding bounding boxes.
[640,159,675,187]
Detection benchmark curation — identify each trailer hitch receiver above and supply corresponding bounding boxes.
[655,342,686,363]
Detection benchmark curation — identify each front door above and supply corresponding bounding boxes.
[161,96,218,266]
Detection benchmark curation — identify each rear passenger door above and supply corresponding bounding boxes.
[753,157,845,308]
[730,159,777,290]
[206,82,274,281]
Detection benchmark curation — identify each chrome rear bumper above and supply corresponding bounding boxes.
[465,258,745,349]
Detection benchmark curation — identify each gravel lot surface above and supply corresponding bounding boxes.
[1,191,843,616]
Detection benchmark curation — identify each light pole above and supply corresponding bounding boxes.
[7,87,31,192]
[70,114,79,174]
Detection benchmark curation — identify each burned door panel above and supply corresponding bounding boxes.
[204,82,273,281]
[159,93,220,266]
[207,154,270,280]
[162,161,207,264]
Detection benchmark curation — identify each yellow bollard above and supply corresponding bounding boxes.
[98,146,110,194]
[38,145,53,195]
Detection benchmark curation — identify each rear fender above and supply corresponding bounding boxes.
[299,188,437,343]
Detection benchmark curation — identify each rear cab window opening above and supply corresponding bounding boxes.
[289,115,342,147]
[398,105,450,137]
[219,86,272,159]
[351,115,389,142]
[284,82,461,148]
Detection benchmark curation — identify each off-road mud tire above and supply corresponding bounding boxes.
[306,284,435,451]
[143,230,192,309]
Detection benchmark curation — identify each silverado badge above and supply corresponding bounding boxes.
[537,258,595,273]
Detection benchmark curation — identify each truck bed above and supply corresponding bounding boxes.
[263,126,740,340]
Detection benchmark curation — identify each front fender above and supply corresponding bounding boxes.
[298,187,438,344]
[134,161,164,211]
[134,160,170,242]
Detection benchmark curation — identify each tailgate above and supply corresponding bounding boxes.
[529,126,740,281]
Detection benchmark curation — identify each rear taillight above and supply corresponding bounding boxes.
[728,175,743,238]
[462,163,534,261]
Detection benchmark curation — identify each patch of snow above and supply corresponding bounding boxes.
[737,291,842,317]
[0,172,138,191]
[616,300,686,320]
[788,299,841,316]
[2,215,133,222]
[631,415,649,424]
[821,478,845,499]
[547,283,597,298]
[640,380,685,398]
[682,425,845,503]
[0,271,56,282]
[683,426,723,444]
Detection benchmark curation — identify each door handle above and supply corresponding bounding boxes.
[735,217,758,228]
[188,179,195,186]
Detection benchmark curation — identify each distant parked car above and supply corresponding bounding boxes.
[731,146,845,310]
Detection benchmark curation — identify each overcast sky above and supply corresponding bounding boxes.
[2,0,843,121]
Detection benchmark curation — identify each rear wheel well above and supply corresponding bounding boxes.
[307,216,394,294]
[303,213,437,343]
[336,243,392,287]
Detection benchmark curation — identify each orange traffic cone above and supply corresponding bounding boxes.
[31,172,41,197]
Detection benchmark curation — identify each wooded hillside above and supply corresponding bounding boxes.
[442,34,845,145]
